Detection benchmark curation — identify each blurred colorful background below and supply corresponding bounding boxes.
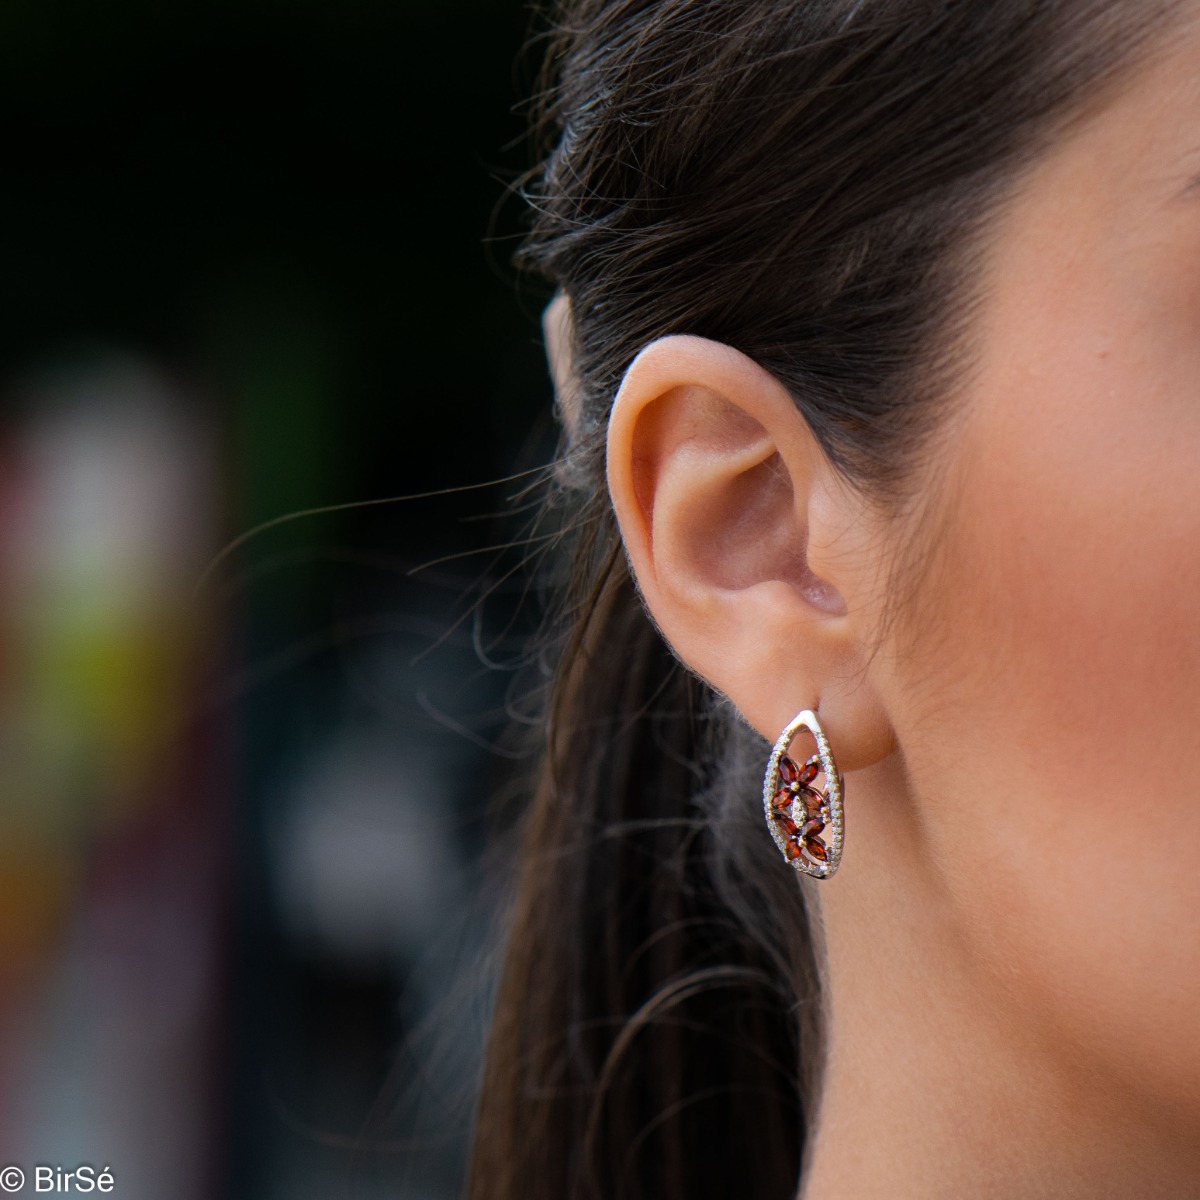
[0,2,553,1196]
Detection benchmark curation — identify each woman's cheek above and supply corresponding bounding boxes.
[894,336,1200,1111]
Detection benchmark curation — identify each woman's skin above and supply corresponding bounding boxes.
[587,9,1200,1198]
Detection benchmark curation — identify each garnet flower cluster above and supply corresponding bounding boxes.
[771,753,829,864]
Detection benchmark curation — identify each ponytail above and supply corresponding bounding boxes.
[467,501,822,1200]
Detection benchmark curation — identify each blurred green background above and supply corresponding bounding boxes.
[0,2,554,1197]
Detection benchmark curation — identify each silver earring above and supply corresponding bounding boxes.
[762,709,844,879]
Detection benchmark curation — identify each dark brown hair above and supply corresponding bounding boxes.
[468,3,1178,1198]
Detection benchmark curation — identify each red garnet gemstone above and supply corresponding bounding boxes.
[784,838,804,861]
[772,787,794,811]
[800,816,825,839]
[804,837,829,863]
[799,756,820,786]
[799,787,824,818]
[772,813,799,838]
[779,755,800,785]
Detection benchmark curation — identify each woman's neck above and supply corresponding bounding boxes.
[797,761,1200,1200]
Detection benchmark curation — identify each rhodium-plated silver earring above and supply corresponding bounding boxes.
[762,708,844,879]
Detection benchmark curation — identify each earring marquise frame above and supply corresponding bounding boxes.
[762,708,845,879]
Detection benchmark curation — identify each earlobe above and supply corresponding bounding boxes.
[605,334,895,771]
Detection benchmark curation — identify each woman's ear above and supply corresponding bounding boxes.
[606,334,895,770]
[542,291,581,446]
